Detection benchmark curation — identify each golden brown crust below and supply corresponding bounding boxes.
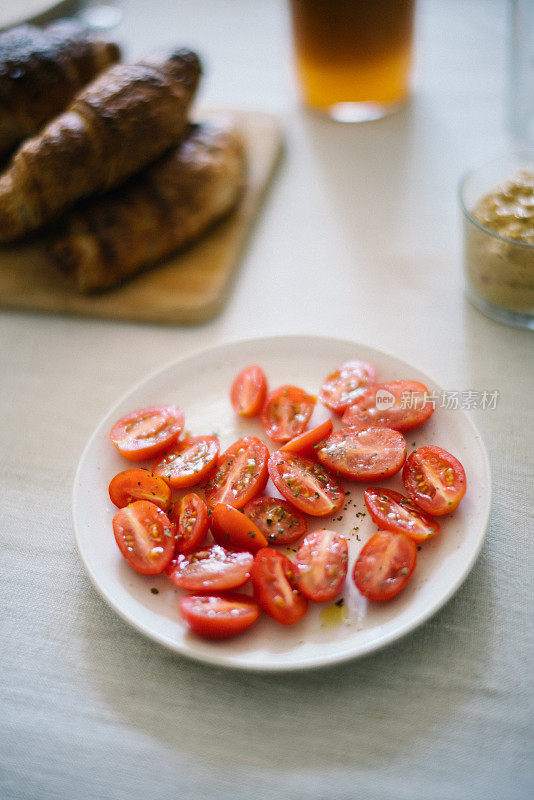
[0,21,120,158]
[49,119,246,292]
[0,49,201,242]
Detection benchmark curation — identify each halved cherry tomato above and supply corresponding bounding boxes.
[268,451,345,517]
[402,445,467,516]
[243,496,308,545]
[319,360,377,414]
[231,365,268,417]
[261,385,317,442]
[251,548,308,625]
[166,545,253,592]
[210,503,268,553]
[317,426,406,481]
[342,381,434,432]
[179,593,260,639]
[364,487,440,543]
[109,405,184,461]
[205,436,269,509]
[353,531,417,602]
[112,500,174,575]
[169,492,209,553]
[294,530,348,602]
[280,419,333,455]
[108,468,171,510]
[152,435,219,488]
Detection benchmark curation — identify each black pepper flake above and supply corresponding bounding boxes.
[150,588,159,595]
[335,598,344,607]
[417,546,422,551]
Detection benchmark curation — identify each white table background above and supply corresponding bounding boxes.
[1,1,533,798]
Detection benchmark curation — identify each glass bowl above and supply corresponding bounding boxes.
[459,150,534,330]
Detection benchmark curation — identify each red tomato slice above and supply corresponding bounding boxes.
[268,451,345,517]
[166,545,253,592]
[342,381,434,432]
[364,487,440,543]
[152,435,219,488]
[402,445,467,516]
[294,530,348,602]
[243,496,308,545]
[353,531,417,602]
[280,419,333,455]
[109,405,185,461]
[169,492,209,554]
[210,503,268,553]
[230,365,268,417]
[319,360,377,414]
[261,385,317,442]
[205,436,269,509]
[112,500,174,575]
[317,426,406,481]
[251,548,308,625]
[179,593,260,639]
[108,468,171,510]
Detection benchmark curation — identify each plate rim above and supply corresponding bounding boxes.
[73,333,492,672]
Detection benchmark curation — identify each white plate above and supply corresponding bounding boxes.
[0,0,72,30]
[73,335,491,671]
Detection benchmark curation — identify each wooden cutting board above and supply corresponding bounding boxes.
[0,109,283,324]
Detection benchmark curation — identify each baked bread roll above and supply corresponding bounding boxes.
[49,120,246,292]
[0,48,201,242]
[0,21,120,159]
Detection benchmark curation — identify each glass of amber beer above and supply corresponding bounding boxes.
[288,0,416,121]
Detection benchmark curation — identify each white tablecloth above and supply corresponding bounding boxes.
[1,1,533,798]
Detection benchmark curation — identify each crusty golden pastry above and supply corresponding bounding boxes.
[49,120,246,292]
[0,48,201,242]
[0,21,120,159]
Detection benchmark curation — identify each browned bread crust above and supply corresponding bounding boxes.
[0,49,201,242]
[49,119,246,292]
[0,21,120,159]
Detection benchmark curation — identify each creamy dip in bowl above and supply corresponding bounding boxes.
[460,151,534,330]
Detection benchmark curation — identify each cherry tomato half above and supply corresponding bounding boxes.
[295,530,348,602]
[205,436,269,509]
[364,487,440,543]
[179,593,260,639]
[251,548,308,625]
[342,381,434,432]
[152,435,219,488]
[280,418,333,456]
[243,496,308,545]
[166,545,253,592]
[108,468,171,510]
[268,451,345,517]
[261,385,317,442]
[402,445,467,516]
[169,492,209,554]
[109,405,185,461]
[112,500,174,575]
[353,531,417,602]
[317,426,406,481]
[319,360,377,414]
[210,503,268,553]
[230,365,268,417]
